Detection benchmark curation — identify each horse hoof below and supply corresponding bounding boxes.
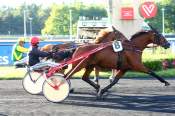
[96,89,102,99]
[69,88,74,93]
[96,88,100,93]
[165,82,170,86]
[109,79,113,84]
[96,89,104,100]
[96,95,101,100]
[93,79,99,85]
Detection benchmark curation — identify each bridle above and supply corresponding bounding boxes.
[147,24,166,46]
[153,31,165,45]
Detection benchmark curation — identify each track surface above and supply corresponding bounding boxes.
[0,78,175,116]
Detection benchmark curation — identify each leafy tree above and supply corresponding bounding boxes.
[42,4,107,35]
[42,4,69,35]
[146,0,175,33]
[0,4,50,35]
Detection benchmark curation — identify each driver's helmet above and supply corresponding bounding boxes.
[30,36,40,46]
[18,37,25,43]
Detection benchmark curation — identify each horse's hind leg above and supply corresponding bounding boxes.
[82,67,100,92]
[97,70,125,99]
[109,69,117,83]
[93,68,118,85]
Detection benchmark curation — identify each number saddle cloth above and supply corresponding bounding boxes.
[112,40,123,52]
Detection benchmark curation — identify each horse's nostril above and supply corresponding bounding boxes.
[164,42,170,49]
[166,43,170,47]
[168,43,170,47]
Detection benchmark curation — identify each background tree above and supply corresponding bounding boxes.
[42,4,107,35]
[146,0,175,33]
[0,4,50,35]
[0,1,174,35]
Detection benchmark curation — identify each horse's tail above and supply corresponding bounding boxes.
[52,48,77,61]
[41,44,53,52]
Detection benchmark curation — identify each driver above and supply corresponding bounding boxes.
[29,36,74,93]
[12,37,29,68]
[28,36,52,66]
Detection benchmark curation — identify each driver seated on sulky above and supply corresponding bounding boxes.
[28,36,53,67]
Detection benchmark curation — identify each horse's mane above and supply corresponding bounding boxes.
[130,31,149,40]
[94,28,112,44]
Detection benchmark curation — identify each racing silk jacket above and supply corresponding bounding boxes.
[12,44,29,61]
[28,46,50,66]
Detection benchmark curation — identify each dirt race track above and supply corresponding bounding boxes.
[0,78,175,116]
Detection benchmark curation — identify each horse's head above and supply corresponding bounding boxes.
[148,24,170,49]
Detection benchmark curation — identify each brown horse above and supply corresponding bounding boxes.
[93,26,128,84]
[41,42,77,62]
[65,26,170,98]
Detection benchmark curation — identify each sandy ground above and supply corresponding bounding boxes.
[0,78,174,116]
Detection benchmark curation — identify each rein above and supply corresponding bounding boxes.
[121,41,142,53]
[47,42,112,77]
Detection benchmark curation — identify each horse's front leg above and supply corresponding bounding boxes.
[131,62,170,86]
[147,70,170,86]
[82,67,100,92]
[97,70,125,99]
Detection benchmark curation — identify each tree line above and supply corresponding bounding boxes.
[0,0,174,35]
[0,3,107,35]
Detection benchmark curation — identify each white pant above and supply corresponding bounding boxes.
[14,56,28,66]
[30,61,60,71]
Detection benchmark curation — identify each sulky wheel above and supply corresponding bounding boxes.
[42,75,69,102]
[22,71,45,95]
[55,73,71,89]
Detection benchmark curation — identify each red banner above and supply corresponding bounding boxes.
[121,7,134,20]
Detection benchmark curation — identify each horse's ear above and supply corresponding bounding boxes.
[147,23,153,30]
[112,26,116,32]
[148,23,156,31]
[148,23,159,33]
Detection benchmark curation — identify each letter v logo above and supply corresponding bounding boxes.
[142,4,155,16]
[140,2,157,19]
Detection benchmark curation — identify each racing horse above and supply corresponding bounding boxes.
[93,26,128,84]
[64,25,170,99]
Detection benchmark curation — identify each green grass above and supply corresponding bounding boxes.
[124,69,175,78]
[0,66,174,80]
[0,66,26,80]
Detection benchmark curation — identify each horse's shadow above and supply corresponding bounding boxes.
[0,114,8,116]
[60,91,175,114]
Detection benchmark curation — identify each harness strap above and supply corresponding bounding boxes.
[123,47,142,53]
[117,51,122,69]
